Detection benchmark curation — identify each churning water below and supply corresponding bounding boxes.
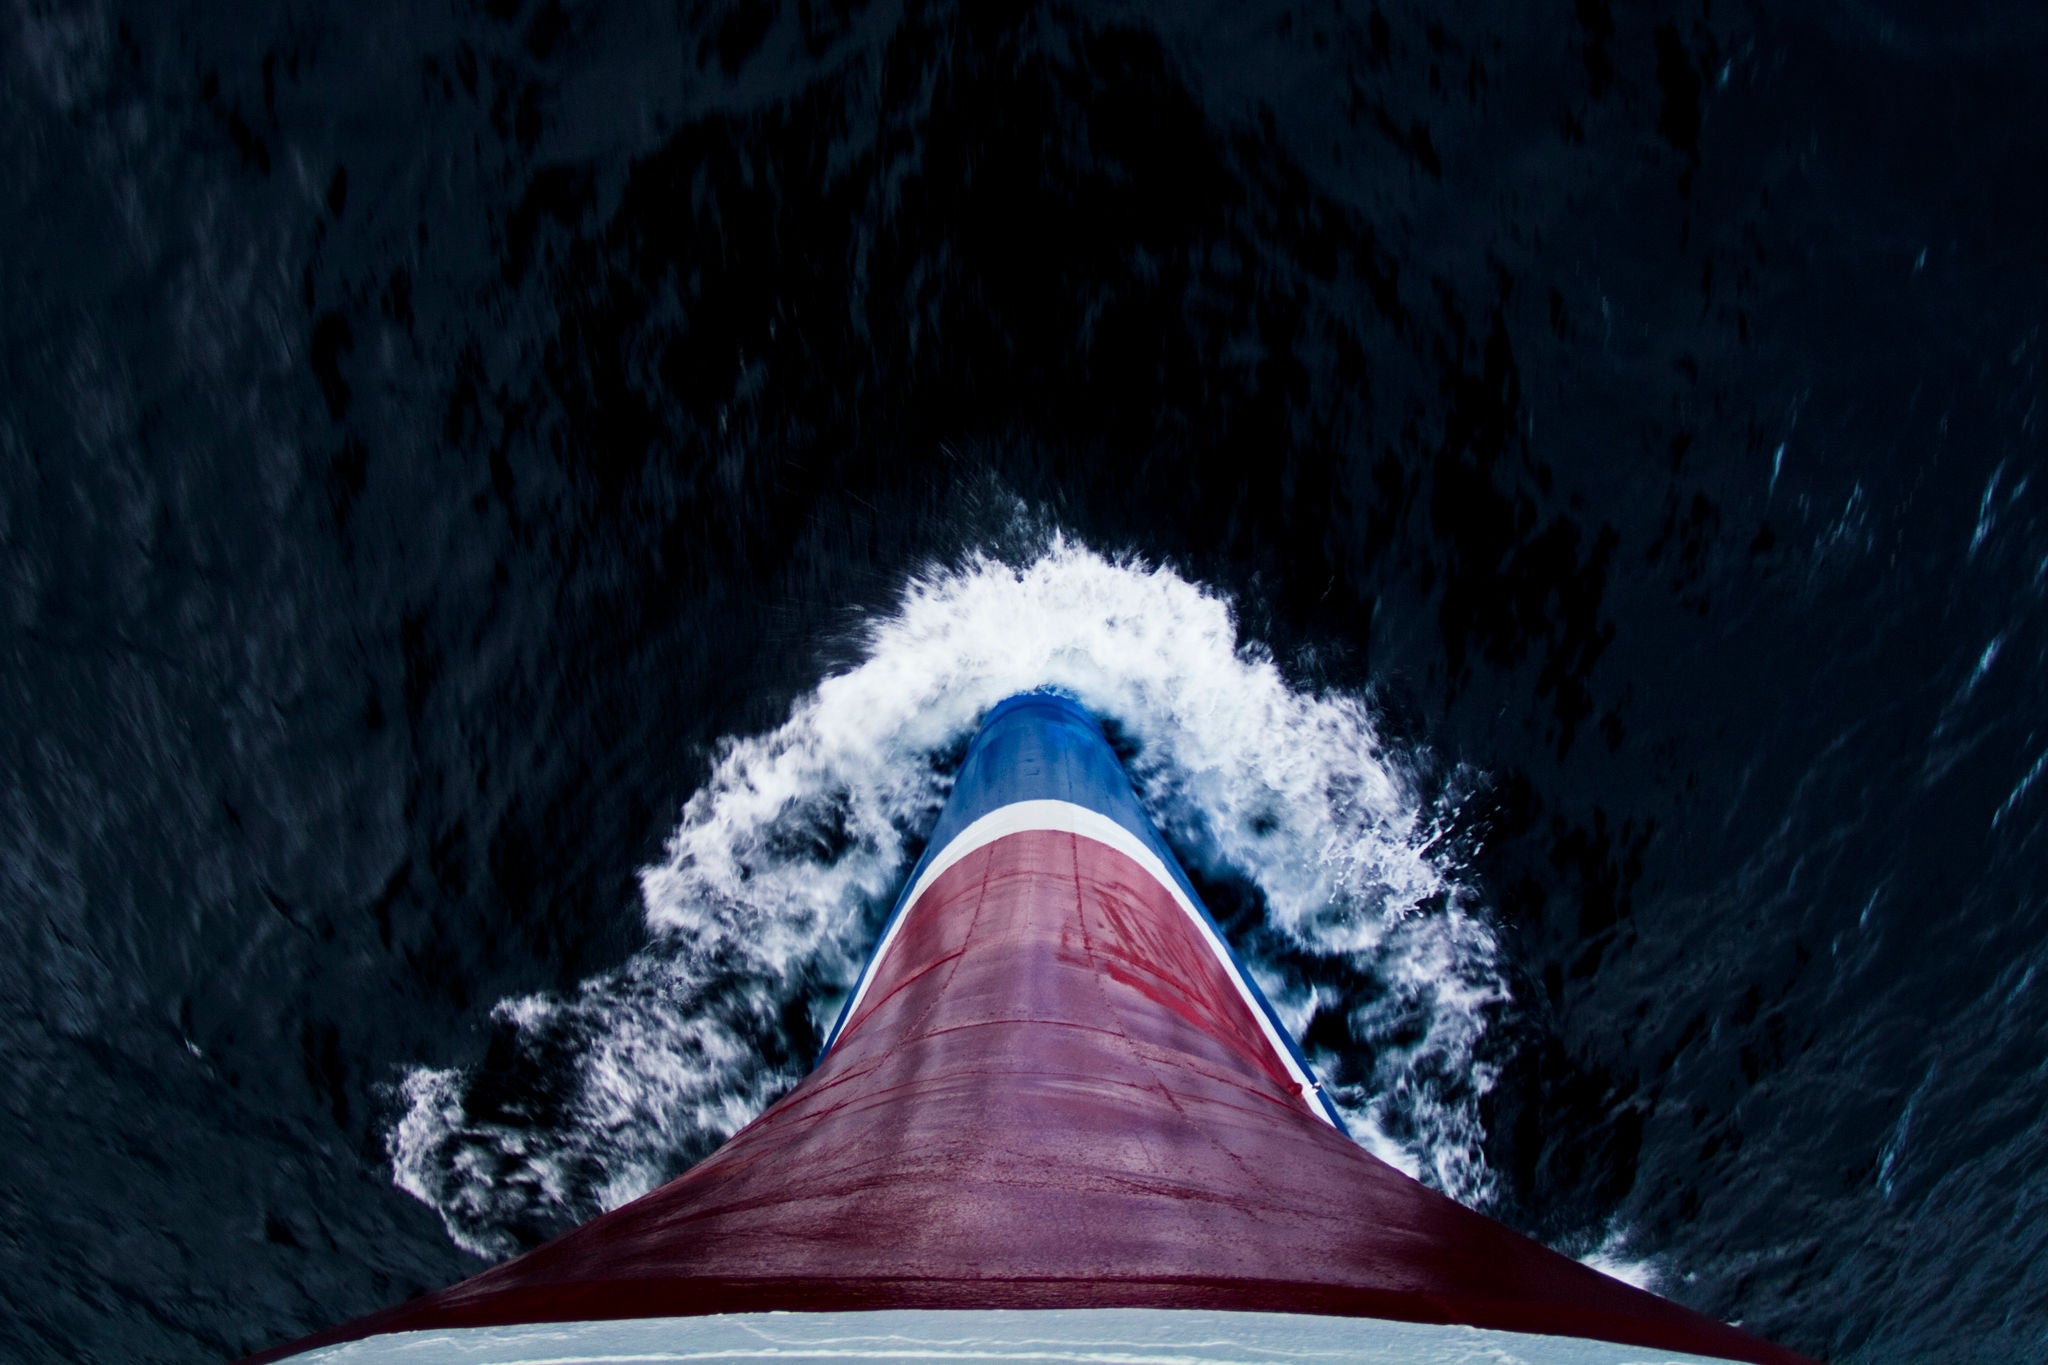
[6,1,2044,1360]
[391,541,1503,1257]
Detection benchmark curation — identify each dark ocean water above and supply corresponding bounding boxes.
[3,0,2045,1360]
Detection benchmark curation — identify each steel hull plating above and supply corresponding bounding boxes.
[247,695,1814,1365]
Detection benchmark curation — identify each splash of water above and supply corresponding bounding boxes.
[389,539,1505,1258]
[1578,1224,1663,1293]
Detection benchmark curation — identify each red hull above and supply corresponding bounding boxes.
[246,695,1814,1365]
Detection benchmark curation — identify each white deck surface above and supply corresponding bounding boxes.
[289,1308,1755,1364]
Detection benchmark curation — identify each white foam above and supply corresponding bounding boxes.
[388,538,1505,1258]
[1578,1224,1663,1293]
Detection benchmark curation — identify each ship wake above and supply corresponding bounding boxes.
[389,539,1506,1258]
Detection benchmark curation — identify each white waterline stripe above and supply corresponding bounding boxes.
[830,799,1330,1125]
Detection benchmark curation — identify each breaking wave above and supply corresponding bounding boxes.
[388,539,1506,1258]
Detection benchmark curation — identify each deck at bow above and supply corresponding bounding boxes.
[245,694,1816,1365]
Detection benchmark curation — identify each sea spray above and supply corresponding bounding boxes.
[390,539,1505,1258]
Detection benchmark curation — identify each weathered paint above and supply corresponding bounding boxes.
[245,695,1814,1365]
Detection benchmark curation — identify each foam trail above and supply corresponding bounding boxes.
[389,539,1504,1258]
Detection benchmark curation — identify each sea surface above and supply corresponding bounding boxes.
[2,1,2044,1361]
